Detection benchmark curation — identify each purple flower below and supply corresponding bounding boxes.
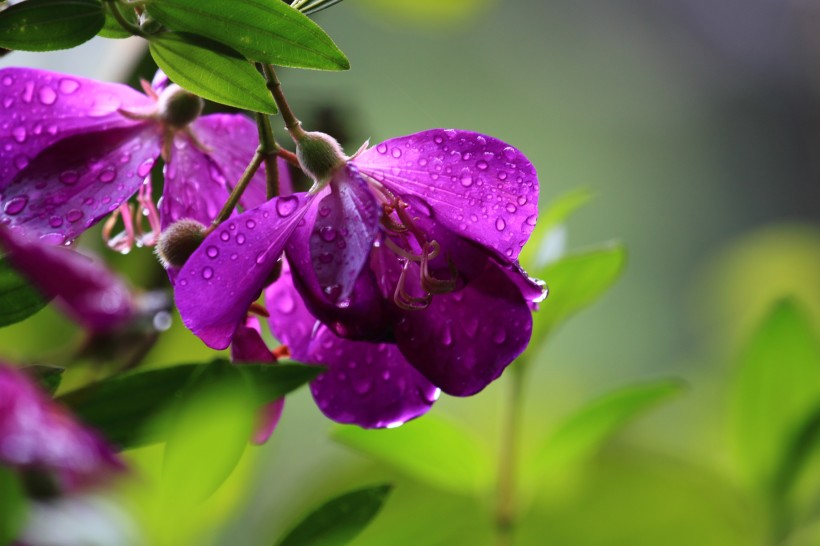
[0,68,271,247]
[0,225,134,331]
[175,129,544,405]
[0,364,123,492]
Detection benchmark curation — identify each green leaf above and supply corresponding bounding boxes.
[532,241,626,341]
[0,257,50,328]
[98,2,137,39]
[58,359,320,449]
[276,485,392,546]
[23,365,64,395]
[0,0,104,51]
[535,379,684,477]
[148,32,277,113]
[729,298,820,489]
[144,0,349,70]
[333,415,492,494]
[519,188,592,269]
[0,466,27,545]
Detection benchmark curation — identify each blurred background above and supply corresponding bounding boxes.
[2,0,820,544]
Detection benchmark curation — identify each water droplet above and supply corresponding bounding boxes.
[391,148,402,158]
[526,215,537,226]
[2,97,12,109]
[66,209,83,223]
[201,267,214,280]
[236,234,246,245]
[11,126,26,143]
[433,135,444,144]
[49,216,63,228]
[318,206,331,218]
[219,231,230,242]
[517,196,527,206]
[22,82,34,103]
[476,160,488,170]
[4,195,28,215]
[319,226,337,242]
[419,158,428,167]
[461,175,473,187]
[38,86,56,105]
[381,370,392,381]
[206,245,219,258]
[58,79,79,94]
[470,214,478,223]
[506,203,517,213]
[1,76,12,86]
[376,143,387,154]
[245,219,256,229]
[59,170,79,185]
[276,195,299,217]
[495,218,506,231]
[98,167,116,183]
[503,147,517,161]
[230,253,238,260]
[498,172,508,181]
[353,378,373,395]
[440,325,453,346]
[137,159,154,178]
[83,197,94,206]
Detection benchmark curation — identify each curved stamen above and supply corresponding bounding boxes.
[135,180,161,247]
[384,237,423,262]
[394,261,431,311]
[103,203,135,253]
[421,242,458,295]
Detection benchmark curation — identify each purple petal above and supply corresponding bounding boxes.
[309,166,380,303]
[0,363,124,491]
[161,132,232,228]
[389,252,533,396]
[174,193,311,350]
[0,226,134,331]
[0,68,153,186]
[353,129,538,261]
[253,399,285,444]
[266,264,438,428]
[0,124,162,243]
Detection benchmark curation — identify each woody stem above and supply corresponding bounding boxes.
[262,64,306,142]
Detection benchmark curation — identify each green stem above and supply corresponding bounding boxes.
[206,149,265,233]
[496,362,527,546]
[255,112,280,200]
[105,0,144,37]
[261,64,306,142]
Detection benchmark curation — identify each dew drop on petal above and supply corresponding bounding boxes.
[496,217,506,232]
[137,159,154,178]
[498,172,508,181]
[506,203,517,213]
[4,195,28,215]
[38,86,57,105]
[206,245,219,258]
[353,378,373,395]
[526,215,537,226]
[11,126,26,143]
[517,196,527,206]
[433,135,444,145]
[376,143,387,154]
[391,148,402,158]
[201,267,214,280]
[1,76,12,86]
[59,170,79,186]
[58,79,80,94]
[503,147,517,161]
[476,160,488,171]
[66,209,83,223]
[461,175,473,187]
[245,219,256,230]
[219,231,230,242]
[319,226,337,242]
[236,234,246,245]
[49,216,63,228]
[98,167,117,183]
[276,196,299,217]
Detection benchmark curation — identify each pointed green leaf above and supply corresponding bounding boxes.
[148,32,277,113]
[0,467,27,545]
[535,380,683,478]
[58,360,320,449]
[333,415,492,493]
[144,0,349,70]
[730,298,820,488]
[533,241,626,341]
[277,485,392,546]
[0,257,51,327]
[23,365,64,395]
[520,188,592,269]
[0,0,104,51]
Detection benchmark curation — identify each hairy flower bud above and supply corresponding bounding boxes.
[155,219,206,268]
[296,131,347,186]
[157,84,204,129]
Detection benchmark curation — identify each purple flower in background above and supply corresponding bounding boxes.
[0,225,134,331]
[0,68,270,248]
[176,129,544,400]
[0,364,123,492]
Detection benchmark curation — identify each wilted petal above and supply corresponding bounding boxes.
[0,124,162,243]
[161,133,231,228]
[0,364,124,491]
[309,166,380,303]
[266,265,437,428]
[175,194,311,350]
[391,255,533,396]
[0,68,153,186]
[0,226,134,331]
[354,129,538,260]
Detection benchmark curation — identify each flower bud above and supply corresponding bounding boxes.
[157,84,204,129]
[138,12,163,35]
[155,219,206,269]
[296,131,347,185]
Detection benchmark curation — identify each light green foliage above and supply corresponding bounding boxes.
[148,33,277,114]
[144,0,349,70]
[0,467,27,545]
[0,257,50,328]
[333,415,493,494]
[0,0,104,51]
[276,485,392,546]
[520,188,593,269]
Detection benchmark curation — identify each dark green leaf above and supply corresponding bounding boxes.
[0,257,50,327]
[532,242,626,341]
[23,365,64,395]
[144,0,349,70]
[148,32,277,113]
[277,485,393,546]
[0,466,27,545]
[292,0,346,16]
[0,0,104,51]
[535,379,684,477]
[98,2,137,39]
[58,359,319,449]
[333,415,492,493]
[729,298,820,489]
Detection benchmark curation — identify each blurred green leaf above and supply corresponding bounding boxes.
[98,2,137,39]
[277,484,392,546]
[540,188,594,234]
[23,365,64,395]
[292,0,346,16]
[730,298,820,489]
[333,415,492,494]
[532,242,626,341]
[148,32,277,113]
[144,0,349,70]
[520,188,593,270]
[58,359,320,449]
[535,379,684,477]
[0,0,104,51]
[0,257,50,328]
[0,466,27,545]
